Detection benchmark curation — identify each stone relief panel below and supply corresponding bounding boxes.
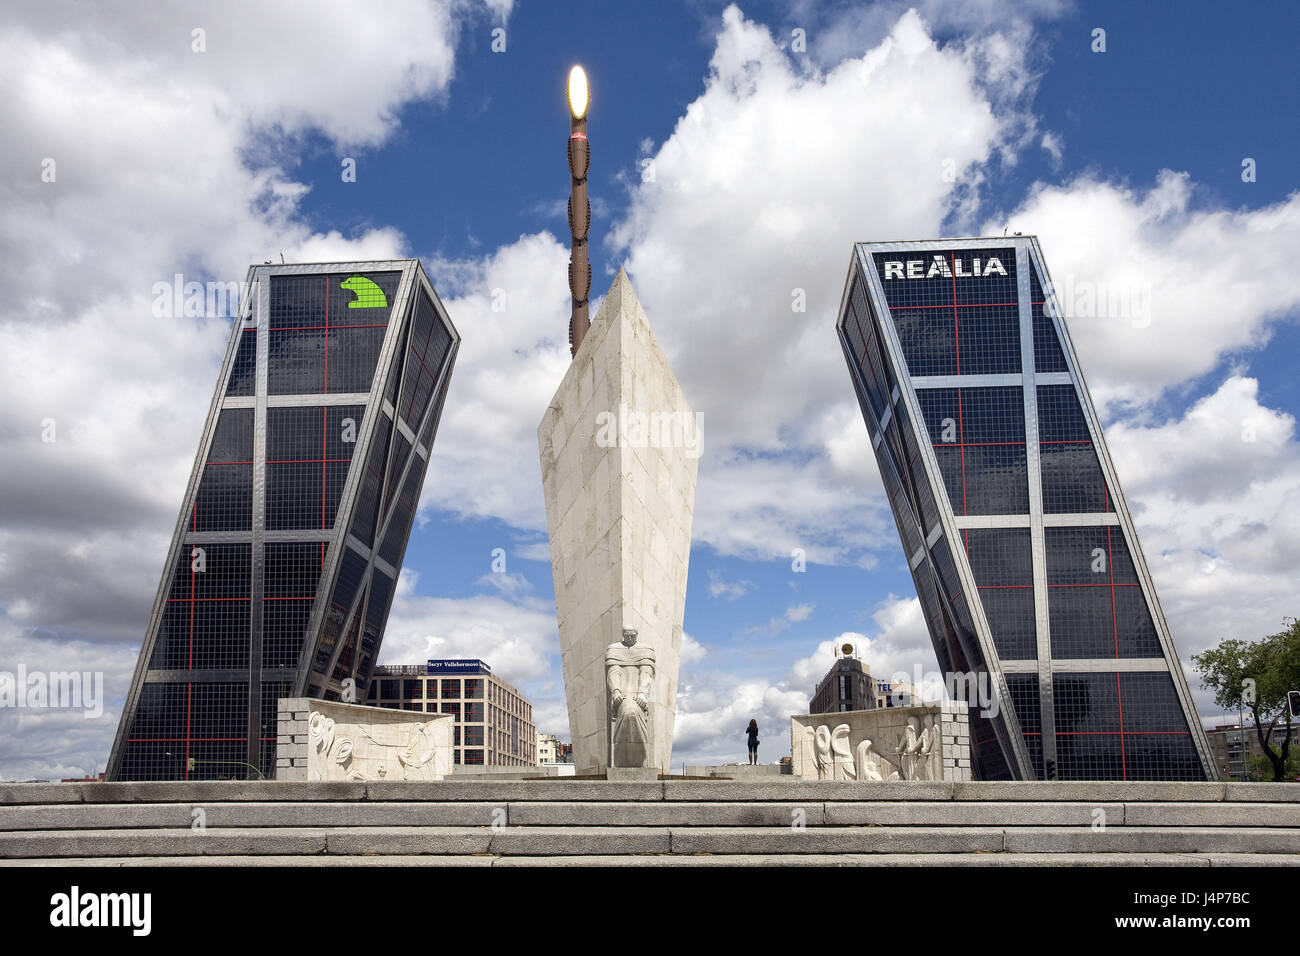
[276,697,454,782]
[790,704,969,782]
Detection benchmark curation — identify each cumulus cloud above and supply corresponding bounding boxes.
[1105,376,1300,664]
[0,1,508,777]
[380,590,558,688]
[673,593,935,765]
[985,171,1300,411]
[417,232,573,529]
[597,6,1039,563]
[707,570,754,600]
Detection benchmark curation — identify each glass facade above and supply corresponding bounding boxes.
[109,261,459,781]
[837,238,1214,780]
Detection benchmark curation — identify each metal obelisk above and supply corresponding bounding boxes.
[539,66,699,773]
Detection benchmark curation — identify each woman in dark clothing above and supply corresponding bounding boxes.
[746,718,760,765]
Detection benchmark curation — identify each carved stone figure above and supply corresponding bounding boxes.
[606,628,656,768]
[920,714,941,782]
[831,724,856,781]
[895,717,923,781]
[813,725,832,779]
[855,738,901,782]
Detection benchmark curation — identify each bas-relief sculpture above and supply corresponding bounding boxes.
[793,707,963,782]
[803,717,941,781]
[306,708,451,782]
[606,628,655,768]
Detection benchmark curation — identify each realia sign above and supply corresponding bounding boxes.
[881,254,1008,280]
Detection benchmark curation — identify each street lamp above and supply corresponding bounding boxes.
[567,65,591,357]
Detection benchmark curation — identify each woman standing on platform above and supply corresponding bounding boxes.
[746,718,760,765]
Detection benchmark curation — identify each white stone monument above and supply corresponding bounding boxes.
[539,269,699,774]
[789,703,971,782]
[275,697,455,782]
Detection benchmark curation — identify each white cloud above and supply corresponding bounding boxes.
[417,232,573,529]
[602,6,1034,560]
[0,0,507,778]
[380,591,557,688]
[1105,376,1300,672]
[707,569,754,600]
[475,571,534,597]
[671,594,937,766]
[681,632,708,664]
[985,171,1300,411]
[1040,130,1063,168]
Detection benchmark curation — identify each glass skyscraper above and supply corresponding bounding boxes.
[107,260,459,781]
[836,237,1214,780]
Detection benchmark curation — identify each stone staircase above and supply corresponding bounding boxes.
[2,779,1298,866]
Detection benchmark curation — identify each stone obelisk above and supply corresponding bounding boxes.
[539,67,698,774]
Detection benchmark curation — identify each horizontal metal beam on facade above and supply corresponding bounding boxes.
[911,373,1076,390]
[144,668,297,683]
[950,513,1122,529]
[1000,658,1172,674]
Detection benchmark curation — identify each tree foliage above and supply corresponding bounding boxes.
[1194,618,1300,782]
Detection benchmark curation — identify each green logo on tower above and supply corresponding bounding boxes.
[341,275,387,309]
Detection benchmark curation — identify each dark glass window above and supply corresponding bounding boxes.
[917,387,1027,515]
[1037,385,1113,514]
[1045,526,1159,658]
[1029,264,1069,372]
[873,248,1019,376]
[1004,674,1044,777]
[397,289,453,426]
[193,409,254,532]
[965,528,1036,660]
[267,271,399,395]
[226,328,257,396]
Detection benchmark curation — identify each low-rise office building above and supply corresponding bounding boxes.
[1205,722,1293,780]
[367,660,535,766]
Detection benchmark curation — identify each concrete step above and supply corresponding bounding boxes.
[3,780,1296,863]
[5,780,1298,805]
[7,799,1299,830]
[7,853,1300,867]
[4,825,1298,858]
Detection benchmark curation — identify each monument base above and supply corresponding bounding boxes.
[606,767,660,782]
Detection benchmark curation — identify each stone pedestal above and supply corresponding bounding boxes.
[275,697,454,782]
[606,767,661,782]
[539,269,699,774]
[790,703,971,782]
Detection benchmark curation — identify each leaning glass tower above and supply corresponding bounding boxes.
[107,260,459,780]
[836,237,1214,780]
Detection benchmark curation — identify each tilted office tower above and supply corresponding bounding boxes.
[107,261,459,780]
[836,237,1215,780]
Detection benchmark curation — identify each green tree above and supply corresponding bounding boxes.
[1247,748,1300,782]
[1193,618,1300,782]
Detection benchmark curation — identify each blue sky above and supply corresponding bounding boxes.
[2,0,1299,777]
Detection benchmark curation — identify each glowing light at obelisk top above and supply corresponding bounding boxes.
[567,65,591,357]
